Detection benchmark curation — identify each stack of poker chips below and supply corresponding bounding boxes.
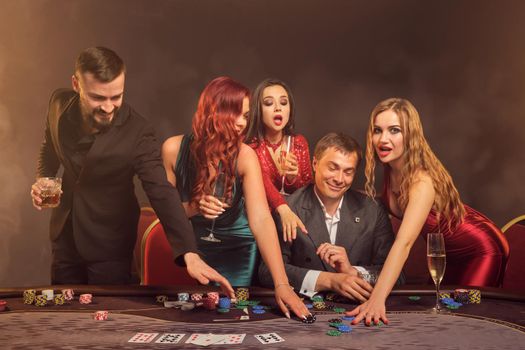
[93,310,109,321]
[218,297,231,309]
[453,289,470,304]
[207,292,220,305]
[468,289,481,304]
[202,296,217,310]
[41,289,54,301]
[79,294,93,304]
[235,288,249,301]
[0,300,7,312]
[311,296,327,310]
[35,294,47,307]
[54,294,65,305]
[23,289,37,305]
[177,293,190,302]
[62,289,74,301]
[156,295,168,303]
[191,293,203,302]
[438,292,451,300]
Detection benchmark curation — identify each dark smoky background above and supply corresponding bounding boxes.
[0,0,523,287]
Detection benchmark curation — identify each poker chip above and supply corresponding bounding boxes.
[454,289,469,304]
[337,325,352,332]
[252,309,266,314]
[62,289,74,301]
[374,320,384,327]
[468,289,481,304]
[342,316,355,321]
[328,318,343,323]
[329,322,344,328]
[235,288,249,301]
[304,303,313,309]
[332,307,346,313]
[177,292,190,302]
[181,302,195,311]
[325,293,337,301]
[41,289,54,301]
[207,292,220,305]
[311,296,324,302]
[326,330,342,336]
[313,301,327,310]
[236,300,250,307]
[191,293,203,302]
[156,295,168,303]
[408,296,421,301]
[302,315,316,324]
[247,300,260,306]
[0,300,7,312]
[35,294,47,307]
[202,297,216,310]
[53,294,65,306]
[438,292,451,300]
[252,305,265,310]
[217,308,230,313]
[79,294,92,305]
[23,289,36,305]
[218,297,231,309]
[441,297,455,305]
[93,310,108,321]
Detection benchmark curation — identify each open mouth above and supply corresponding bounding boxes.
[377,145,392,158]
[273,115,283,126]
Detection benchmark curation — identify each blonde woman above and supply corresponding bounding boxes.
[348,98,509,325]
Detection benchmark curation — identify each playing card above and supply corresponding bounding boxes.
[186,333,226,346]
[128,332,159,343]
[155,333,185,344]
[215,334,246,345]
[254,332,285,344]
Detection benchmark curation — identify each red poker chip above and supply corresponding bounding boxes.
[0,300,7,312]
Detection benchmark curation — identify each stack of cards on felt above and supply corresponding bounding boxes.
[155,333,185,344]
[128,332,159,343]
[254,332,285,344]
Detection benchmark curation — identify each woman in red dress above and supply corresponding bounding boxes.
[347,98,509,326]
[246,79,312,241]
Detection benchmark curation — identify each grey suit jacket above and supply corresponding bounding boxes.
[258,184,398,292]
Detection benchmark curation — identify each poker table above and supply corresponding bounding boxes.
[1,285,524,349]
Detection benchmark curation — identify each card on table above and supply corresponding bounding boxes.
[215,334,246,345]
[186,333,226,346]
[128,332,159,343]
[254,332,285,344]
[155,333,185,344]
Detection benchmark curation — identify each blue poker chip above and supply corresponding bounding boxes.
[252,309,266,314]
[441,297,455,305]
[337,325,352,332]
[342,316,355,321]
[304,303,313,309]
[252,305,265,310]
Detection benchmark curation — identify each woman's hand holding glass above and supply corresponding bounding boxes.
[198,195,227,219]
[282,152,299,183]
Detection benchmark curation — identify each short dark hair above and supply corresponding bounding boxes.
[314,132,362,166]
[75,46,125,82]
[245,78,296,145]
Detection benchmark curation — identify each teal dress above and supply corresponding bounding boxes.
[175,135,258,286]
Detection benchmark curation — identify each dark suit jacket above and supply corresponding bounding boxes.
[37,88,197,263]
[259,184,399,291]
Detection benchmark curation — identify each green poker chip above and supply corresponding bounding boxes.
[326,330,342,336]
[408,296,421,301]
[236,300,250,306]
[311,296,324,302]
[217,308,230,313]
[332,307,346,313]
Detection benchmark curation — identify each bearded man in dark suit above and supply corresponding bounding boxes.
[30,46,233,295]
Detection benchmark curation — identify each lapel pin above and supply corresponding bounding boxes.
[354,217,360,223]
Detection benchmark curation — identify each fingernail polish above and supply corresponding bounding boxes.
[285,312,290,319]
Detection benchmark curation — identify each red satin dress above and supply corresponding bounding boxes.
[249,134,313,211]
[383,175,509,287]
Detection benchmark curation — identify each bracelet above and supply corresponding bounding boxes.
[275,283,294,291]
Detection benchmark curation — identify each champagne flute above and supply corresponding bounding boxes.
[201,171,230,243]
[427,232,446,312]
[279,135,294,195]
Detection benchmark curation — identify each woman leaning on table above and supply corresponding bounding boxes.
[162,76,310,319]
[347,98,509,325]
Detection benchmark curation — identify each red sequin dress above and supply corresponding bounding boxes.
[249,134,313,211]
[383,169,509,287]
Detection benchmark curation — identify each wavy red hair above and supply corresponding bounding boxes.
[190,76,250,206]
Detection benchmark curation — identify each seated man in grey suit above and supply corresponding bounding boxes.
[259,133,399,301]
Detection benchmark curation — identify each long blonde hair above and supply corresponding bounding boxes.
[364,98,465,228]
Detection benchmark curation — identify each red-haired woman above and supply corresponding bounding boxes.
[245,78,313,242]
[162,76,309,319]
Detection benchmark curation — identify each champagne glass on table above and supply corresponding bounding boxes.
[279,135,294,195]
[427,232,446,312]
[201,171,231,243]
